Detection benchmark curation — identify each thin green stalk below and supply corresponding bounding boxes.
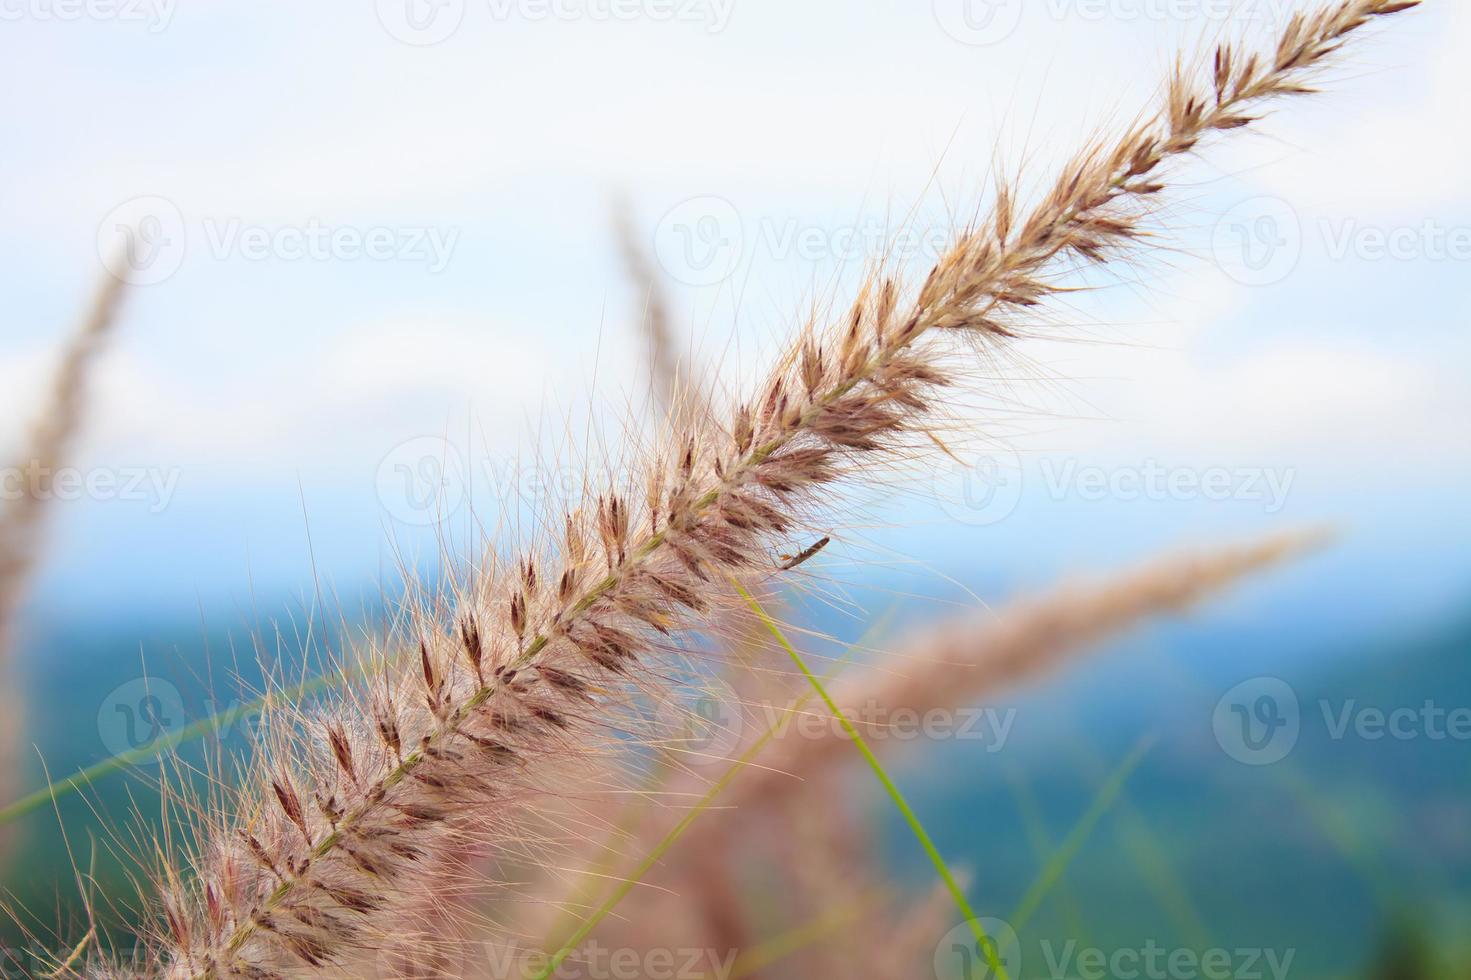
[536,750,676,950]
[1273,764,1400,911]
[727,895,873,978]
[534,605,889,979]
[0,669,358,825]
[533,700,794,979]
[1004,763,1091,948]
[1008,734,1155,939]
[735,581,1011,980]
[1068,738,1212,951]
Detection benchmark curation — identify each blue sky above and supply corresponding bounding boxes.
[1,0,1467,629]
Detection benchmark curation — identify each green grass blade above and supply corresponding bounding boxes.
[1008,733,1155,938]
[533,695,801,979]
[0,667,359,826]
[727,895,873,978]
[1272,763,1400,910]
[535,753,676,950]
[1068,739,1212,951]
[735,581,1011,980]
[1004,762,1091,947]
[534,605,891,978]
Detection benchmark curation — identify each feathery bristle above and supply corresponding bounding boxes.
[134,6,1418,977]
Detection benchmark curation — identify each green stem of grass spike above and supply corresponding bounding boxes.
[736,580,1011,980]
[532,604,892,980]
[531,699,791,980]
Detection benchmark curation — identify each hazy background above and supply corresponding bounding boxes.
[1,0,1467,975]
